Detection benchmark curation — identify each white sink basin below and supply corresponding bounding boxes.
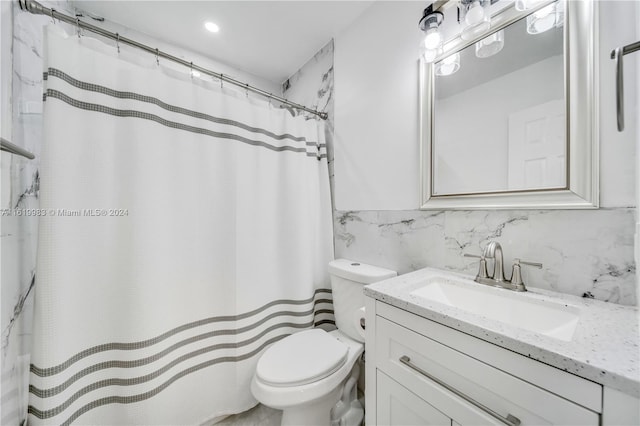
[410,277,581,342]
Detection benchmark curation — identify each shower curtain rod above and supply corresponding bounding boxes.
[17,0,329,120]
[1,137,35,159]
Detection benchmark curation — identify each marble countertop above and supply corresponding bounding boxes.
[364,267,640,398]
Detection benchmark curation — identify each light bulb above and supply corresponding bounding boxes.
[465,1,485,25]
[424,30,442,50]
[460,0,490,41]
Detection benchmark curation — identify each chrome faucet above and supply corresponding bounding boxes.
[483,241,505,283]
[464,241,542,292]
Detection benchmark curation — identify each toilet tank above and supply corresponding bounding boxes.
[328,259,397,342]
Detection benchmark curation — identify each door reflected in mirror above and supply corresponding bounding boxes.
[432,13,565,196]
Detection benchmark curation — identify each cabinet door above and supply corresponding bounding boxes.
[377,371,452,426]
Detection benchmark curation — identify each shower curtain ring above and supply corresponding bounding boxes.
[268,93,272,107]
[116,33,120,54]
[155,48,160,66]
[75,17,81,38]
[220,74,224,89]
[49,8,56,24]
[245,83,249,98]
[190,62,193,79]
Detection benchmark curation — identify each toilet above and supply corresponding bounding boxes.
[251,259,397,426]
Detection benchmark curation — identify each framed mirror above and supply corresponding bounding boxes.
[420,0,598,209]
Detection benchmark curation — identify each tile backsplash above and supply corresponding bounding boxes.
[335,208,636,306]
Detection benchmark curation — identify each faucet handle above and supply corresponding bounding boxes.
[510,259,543,291]
[519,260,543,268]
[464,253,489,279]
[463,253,482,259]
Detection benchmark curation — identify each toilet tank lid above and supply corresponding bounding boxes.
[328,259,397,284]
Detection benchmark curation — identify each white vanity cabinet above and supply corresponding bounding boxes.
[365,299,605,426]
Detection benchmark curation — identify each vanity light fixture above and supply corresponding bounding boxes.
[526,1,564,34]
[475,29,504,58]
[459,0,490,41]
[435,52,461,76]
[419,4,444,63]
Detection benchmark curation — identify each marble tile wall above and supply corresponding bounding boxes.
[282,40,335,207]
[334,209,636,305]
[2,3,68,423]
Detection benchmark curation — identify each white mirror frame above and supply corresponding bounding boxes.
[420,0,599,210]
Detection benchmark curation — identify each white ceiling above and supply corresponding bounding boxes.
[71,1,374,84]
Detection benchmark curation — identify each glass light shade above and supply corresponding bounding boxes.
[422,46,442,63]
[435,52,461,76]
[424,28,443,50]
[419,31,442,63]
[515,0,545,11]
[460,0,490,41]
[475,30,504,58]
[527,3,558,34]
[465,0,485,25]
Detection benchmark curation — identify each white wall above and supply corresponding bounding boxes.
[598,0,637,208]
[334,1,425,211]
[334,0,636,210]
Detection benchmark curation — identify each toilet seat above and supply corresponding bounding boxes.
[256,329,348,387]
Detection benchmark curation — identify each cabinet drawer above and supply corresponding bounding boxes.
[376,301,602,412]
[376,316,599,425]
[377,371,452,426]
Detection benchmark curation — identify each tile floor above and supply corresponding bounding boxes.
[216,404,282,426]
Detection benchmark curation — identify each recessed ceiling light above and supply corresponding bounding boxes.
[204,22,220,33]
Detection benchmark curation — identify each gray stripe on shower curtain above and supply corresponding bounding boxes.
[32,337,284,426]
[45,89,327,158]
[31,289,333,378]
[45,67,324,146]
[28,291,335,425]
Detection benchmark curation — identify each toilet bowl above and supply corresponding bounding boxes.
[251,329,363,425]
[250,259,397,426]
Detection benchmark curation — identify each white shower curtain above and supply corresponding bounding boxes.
[29,27,334,425]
